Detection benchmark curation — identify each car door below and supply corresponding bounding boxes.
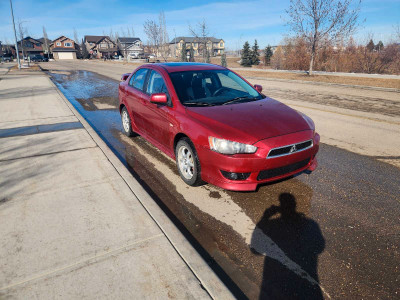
[141,70,172,150]
[125,68,149,132]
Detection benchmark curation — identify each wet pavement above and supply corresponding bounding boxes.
[48,69,400,299]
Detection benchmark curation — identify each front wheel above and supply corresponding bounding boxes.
[121,107,134,137]
[176,138,203,186]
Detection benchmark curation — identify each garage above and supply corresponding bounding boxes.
[57,52,74,60]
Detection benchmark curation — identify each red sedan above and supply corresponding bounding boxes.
[118,63,319,191]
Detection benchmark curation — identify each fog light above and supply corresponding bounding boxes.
[220,170,251,181]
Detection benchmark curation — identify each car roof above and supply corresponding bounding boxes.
[146,62,226,73]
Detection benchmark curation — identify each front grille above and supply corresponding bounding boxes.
[257,158,310,181]
[268,140,313,158]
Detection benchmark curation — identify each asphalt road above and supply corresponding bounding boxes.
[41,61,400,299]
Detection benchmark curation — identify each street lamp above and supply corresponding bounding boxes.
[9,0,21,69]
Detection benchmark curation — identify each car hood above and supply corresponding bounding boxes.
[186,98,311,144]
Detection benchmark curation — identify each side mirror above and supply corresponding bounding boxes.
[150,93,168,105]
[254,84,263,93]
[121,73,130,81]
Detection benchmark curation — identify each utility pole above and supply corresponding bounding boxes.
[9,0,21,69]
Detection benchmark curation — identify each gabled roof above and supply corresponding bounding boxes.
[38,37,52,45]
[18,36,43,44]
[118,37,141,43]
[52,35,73,43]
[169,36,223,44]
[84,35,114,45]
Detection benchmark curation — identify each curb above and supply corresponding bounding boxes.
[44,72,234,299]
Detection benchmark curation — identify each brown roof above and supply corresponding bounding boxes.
[52,47,77,52]
[84,35,113,44]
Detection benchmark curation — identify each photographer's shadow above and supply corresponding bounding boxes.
[251,193,325,299]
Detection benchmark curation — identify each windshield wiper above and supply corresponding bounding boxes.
[222,96,258,105]
[184,102,216,107]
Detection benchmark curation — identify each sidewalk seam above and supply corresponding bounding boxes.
[0,234,165,292]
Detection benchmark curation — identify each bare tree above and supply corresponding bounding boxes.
[286,0,361,75]
[42,26,50,58]
[73,28,79,44]
[18,20,27,60]
[189,19,211,62]
[143,12,169,61]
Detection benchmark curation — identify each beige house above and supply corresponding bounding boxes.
[50,36,78,60]
[169,37,225,57]
[84,35,118,59]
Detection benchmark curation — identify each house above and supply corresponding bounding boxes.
[169,37,225,57]
[117,37,143,58]
[1,43,16,58]
[38,37,53,57]
[50,36,79,60]
[17,36,43,58]
[84,35,118,59]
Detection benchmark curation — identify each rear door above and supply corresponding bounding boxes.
[125,68,149,132]
[140,70,172,150]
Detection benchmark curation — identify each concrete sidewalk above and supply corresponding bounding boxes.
[0,69,232,299]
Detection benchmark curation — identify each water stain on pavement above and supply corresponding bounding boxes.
[48,69,400,300]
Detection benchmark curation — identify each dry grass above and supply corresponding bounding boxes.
[9,64,41,72]
[235,69,400,89]
[98,58,400,89]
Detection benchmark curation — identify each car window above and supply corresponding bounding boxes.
[169,70,261,106]
[129,68,148,91]
[216,72,247,93]
[146,71,169,95]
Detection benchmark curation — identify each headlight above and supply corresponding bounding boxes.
[209,137,257,154]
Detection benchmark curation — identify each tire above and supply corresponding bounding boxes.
[121,107,134,137]
[176,138,203,186]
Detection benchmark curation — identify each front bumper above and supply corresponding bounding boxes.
[197,131,320,191]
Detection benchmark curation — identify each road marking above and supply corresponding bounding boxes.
[120,133,331,298]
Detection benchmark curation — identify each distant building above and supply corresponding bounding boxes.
[169,37,225,57]
[84,35,118,59]
[117,37,143,58]
[50,36,79,60]
[17,36,44,58]
[37,37,53,57]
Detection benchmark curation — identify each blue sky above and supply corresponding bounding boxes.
[0,0,399,49]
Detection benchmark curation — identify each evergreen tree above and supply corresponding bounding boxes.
[221,53,227,67]
[375,41,384,52]
[81,38,89,59]
[189,46,195,62]
[366,39,375,52]
[251,39,260,65]
[264,45,273,65]
[180,43,187,62]
[241,41,252,67]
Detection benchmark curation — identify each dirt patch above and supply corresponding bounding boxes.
[236,70,400,89]
[9,64,41,72]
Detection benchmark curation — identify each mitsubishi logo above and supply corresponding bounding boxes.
[289,144,297,153]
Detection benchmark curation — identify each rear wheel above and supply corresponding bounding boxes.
[176,138,203,186]
[121,107,134,137]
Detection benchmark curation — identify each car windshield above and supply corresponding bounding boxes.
[169,70,263,106]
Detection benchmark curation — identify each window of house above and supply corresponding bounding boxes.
[220,42,223,47]
[56,42,61,46]
[64,42,72,47]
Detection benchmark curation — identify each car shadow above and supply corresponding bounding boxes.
[251,193,325,299]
